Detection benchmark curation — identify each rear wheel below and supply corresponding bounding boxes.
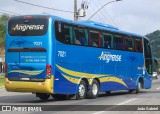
[76,80,87,100]
[87,80,99,99]
[36,93,50,100]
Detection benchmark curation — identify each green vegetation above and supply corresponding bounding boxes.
[0,76,5,88]
[146,30,160,58]
[146,30,160,71]
[0,15,8,56]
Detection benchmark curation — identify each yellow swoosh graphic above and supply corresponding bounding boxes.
[56,65,106,78]
[9,70,43,76]
[56,64,128,87]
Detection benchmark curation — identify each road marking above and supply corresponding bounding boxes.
[156,87,160,89]
[92,98,137,114]
[117,98,137,105]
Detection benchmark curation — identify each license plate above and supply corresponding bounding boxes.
[21,78,30,80]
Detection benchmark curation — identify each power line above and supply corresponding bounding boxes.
[92,0,111,23]
[90,5,105,23]
[0,9,21,15]
[97,0,118,26]
[0,12,13,16]
[14,0,74,14]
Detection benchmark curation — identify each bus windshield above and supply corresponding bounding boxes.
[8,18,48,36]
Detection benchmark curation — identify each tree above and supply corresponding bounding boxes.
[0,15,9,57]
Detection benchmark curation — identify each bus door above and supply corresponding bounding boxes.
[125,37,135,88]
[6,16,50,81]
[143,38,152,88]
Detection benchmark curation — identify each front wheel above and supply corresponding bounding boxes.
[129,81,142,94]
[36,93,50,100]
[76,80,87,100]
[87,80,99,99]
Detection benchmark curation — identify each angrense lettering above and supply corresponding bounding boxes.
[99,51,121,63]
[12,24,44,31]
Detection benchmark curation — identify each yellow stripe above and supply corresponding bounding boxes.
[56,64,128,87]
[100,77,127,87]
[9,70,43,76]
[56,65,105,78]
[62,74,80,84]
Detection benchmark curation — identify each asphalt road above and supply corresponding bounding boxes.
[0,78,160,114]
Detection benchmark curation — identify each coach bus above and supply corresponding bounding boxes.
[5,15,153,100]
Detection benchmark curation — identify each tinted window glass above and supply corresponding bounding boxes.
[135,38,142,52]
[89,30,99,47]
[55,21,72,44]
[144,39,152,75]
[102,33,112,49]
[125,37,134,51]
[114,35,123,50]
[8,18,48,36]
[74,26,86,45]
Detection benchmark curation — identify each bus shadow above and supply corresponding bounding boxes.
[1,90,160,103]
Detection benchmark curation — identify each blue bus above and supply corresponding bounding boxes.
[5,15,153,100]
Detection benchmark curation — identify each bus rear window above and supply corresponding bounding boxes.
[8,18,48,36]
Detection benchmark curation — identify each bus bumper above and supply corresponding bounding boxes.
[5,77,53,94]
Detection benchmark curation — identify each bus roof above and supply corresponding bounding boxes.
[51,15,148,40]
[10,14,148,40]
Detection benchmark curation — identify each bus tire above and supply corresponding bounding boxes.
[76,80,87,100]
[137,81,143,93]
[87,79,99,99]
[36,93,50,100]
[129,81,142,94]
[51,94,67,100]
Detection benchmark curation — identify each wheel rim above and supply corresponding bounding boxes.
[79,84,85,97]
[138,82,142,92]
[92,83,98,95]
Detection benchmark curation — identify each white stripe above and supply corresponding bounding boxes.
[116,98,137,105]
[156,87,160,89]
[92,98,137,114]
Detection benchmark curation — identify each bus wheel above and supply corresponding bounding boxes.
[51,94,67,100]
[137,81,143,93]
[129,81,142,94]
[76,80,87,100]
[87,80,99,99]
[36,93,50,100]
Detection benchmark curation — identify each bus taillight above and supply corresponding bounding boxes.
[23,16,32,19]
[4,63,8,78]
[46,64,52,79]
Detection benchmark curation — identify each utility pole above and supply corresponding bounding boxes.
[74,0,78,21]
[74,0,88,21]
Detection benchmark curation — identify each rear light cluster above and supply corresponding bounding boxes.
[4,63,8,78]
[46,64,52,79]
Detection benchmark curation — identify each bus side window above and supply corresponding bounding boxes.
[89,30,99,47]
[64,25,72,44]
[135,38,142,52]
[55,21,72,44]
[73,26,86,46]
[102,33,111,49]
[114,35,123,50]
[125,37,134,51]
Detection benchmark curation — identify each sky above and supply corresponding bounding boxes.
[0,0,160,35]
